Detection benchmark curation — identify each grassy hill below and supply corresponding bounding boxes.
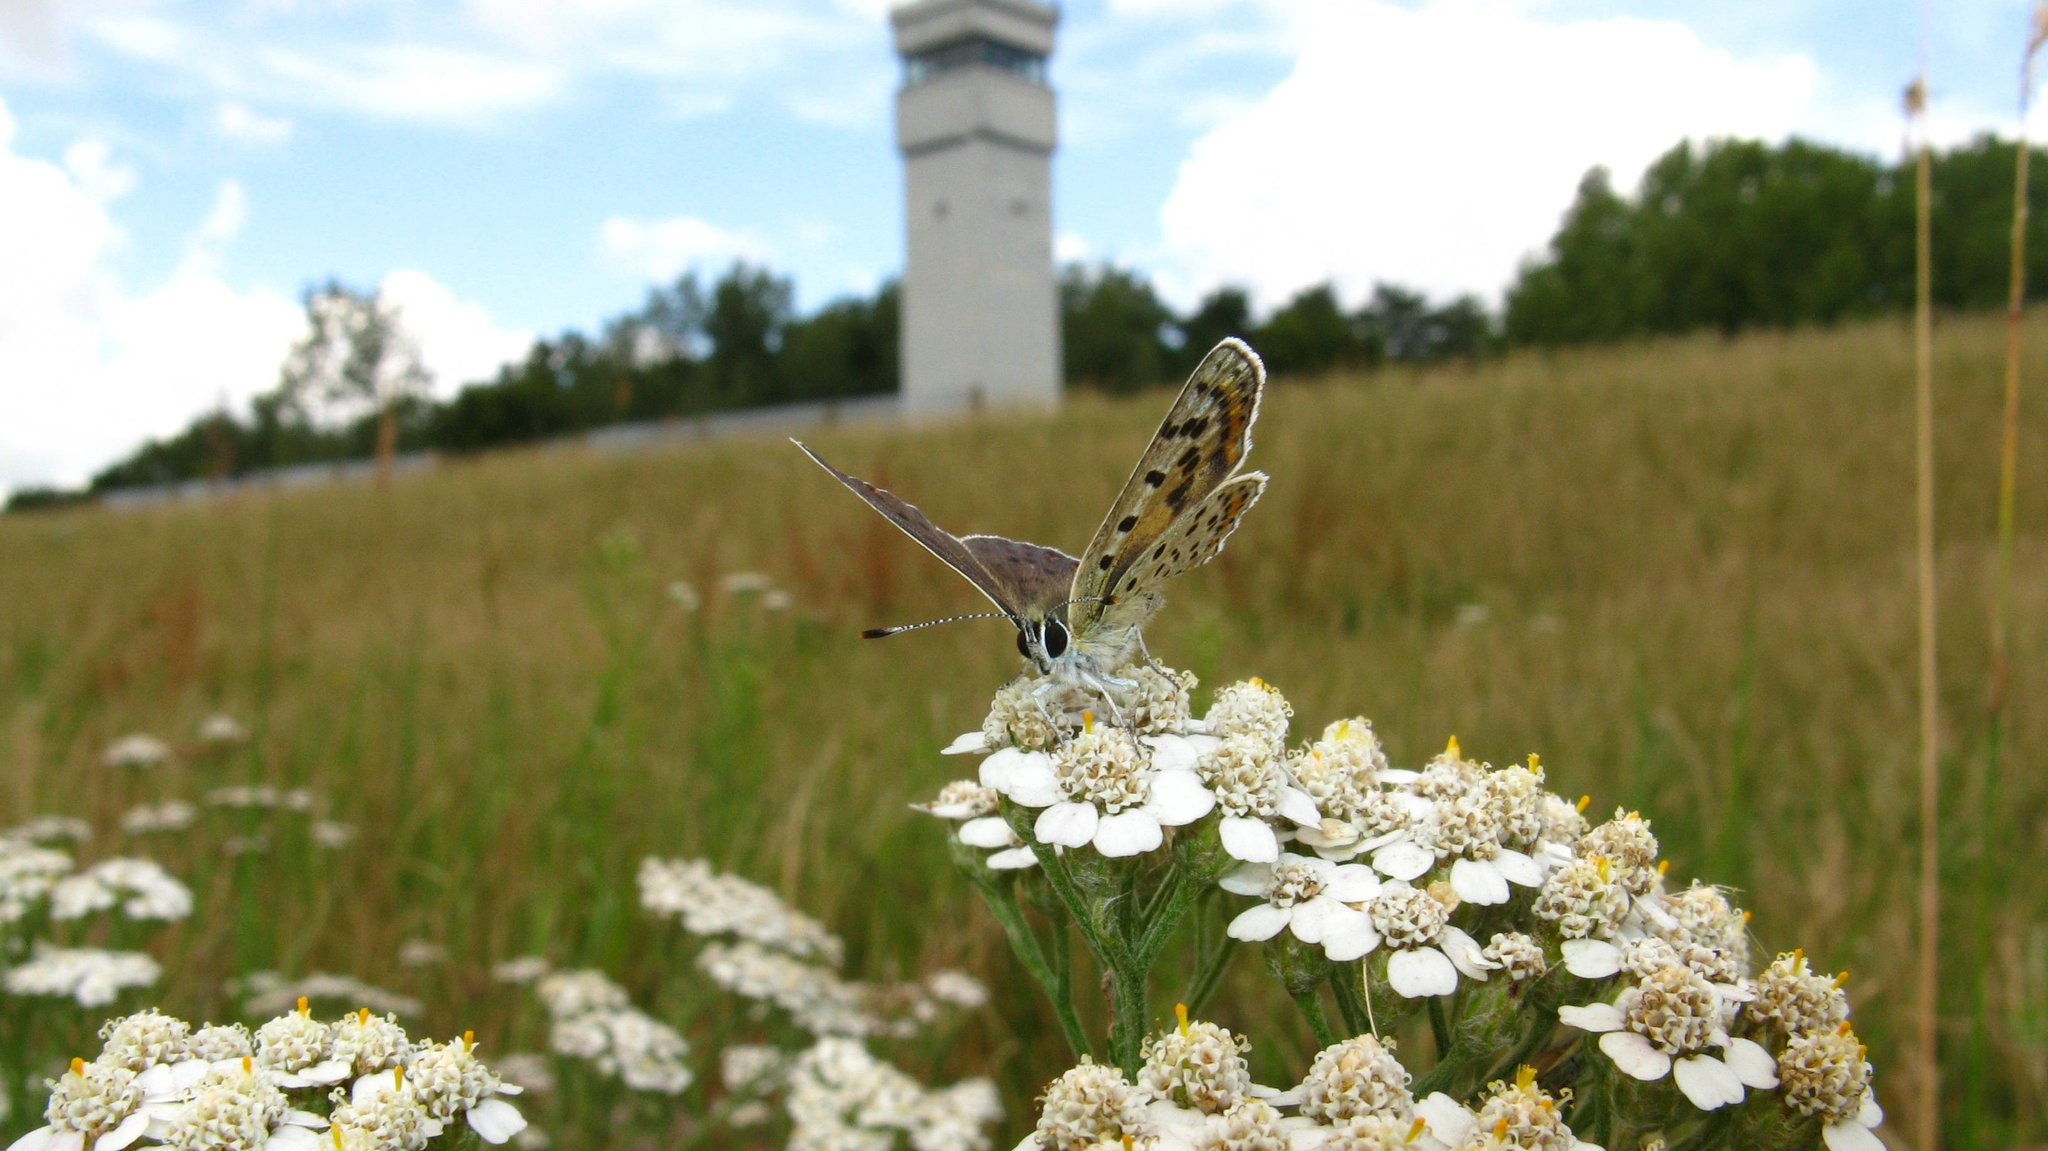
[3,311,2043,1147]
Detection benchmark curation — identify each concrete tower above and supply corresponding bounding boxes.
[892,0,1060,415]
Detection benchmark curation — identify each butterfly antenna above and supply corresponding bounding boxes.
[1053,594,1118,612]
[861,611,1020,640]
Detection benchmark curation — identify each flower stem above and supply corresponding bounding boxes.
[1136,865,1207,963]
[1106,961,1152,1078]
[1290,985,1338,1048]
[969,867,1091,1060]
[1330,966,1370,1037]
[1181,913,1236,1018]
[1044,908,1097,1061]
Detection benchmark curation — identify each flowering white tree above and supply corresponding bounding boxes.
[274,281,431,484]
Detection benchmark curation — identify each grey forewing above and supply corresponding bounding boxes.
[791,440,1022,618]
[960,536,1080,621]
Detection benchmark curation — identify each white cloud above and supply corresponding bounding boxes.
[191,179,247,253]
[465,0,861,77]
[65,1,892,133]
[0,103,526,493]
[598,214,772,283]
[0,0,77,78]
[254,43,563,124]
[62,138,135,204]
[0,124,303,490]
[215,101,295,144]
[378,268,533,391]
[1154,0,1816,310]
[82,13,193,67]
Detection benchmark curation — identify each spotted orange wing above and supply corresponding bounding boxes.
[1068,338,1265,636]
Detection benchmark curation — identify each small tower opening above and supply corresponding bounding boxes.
[903,36,1048,87]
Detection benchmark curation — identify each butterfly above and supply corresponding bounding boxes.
[793,338,1268,694]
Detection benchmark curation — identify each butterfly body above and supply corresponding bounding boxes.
[795,338,1268,693]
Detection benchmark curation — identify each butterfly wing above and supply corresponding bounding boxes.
[793,439,1026,618]
[1070,339,1266,633]
[1078,471,1268,649]
[962,536,1080,622]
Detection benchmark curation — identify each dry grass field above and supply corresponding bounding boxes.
[2,311,2044,1148]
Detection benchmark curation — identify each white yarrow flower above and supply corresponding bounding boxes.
[997,726,1215,858]
[102,735,170,769]
[1195,733,1322,863]
[1558,964,1776,1111]
[1219,854,1379,961]
[1357,884,1496,998]
[3,946,161,1007]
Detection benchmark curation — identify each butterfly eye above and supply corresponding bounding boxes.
[1016,628,1033,659]
[1041,618,1070,659]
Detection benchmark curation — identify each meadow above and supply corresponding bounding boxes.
[2,310,2043,1149]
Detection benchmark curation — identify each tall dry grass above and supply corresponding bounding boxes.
[2,310,2044,1147]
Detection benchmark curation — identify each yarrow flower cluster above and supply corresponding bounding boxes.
[102,735,171,770]
[4,1001,523,1151]
[783,1038,1002,1151]
[476,862,1008,1150]
[4,946,162,1008]
[640,856,991,1040]
[233,973,423,1020]
[1,835,73,925]
[118,803,198,836]
[2,835,189,1009]
[935,660,1884,1151]
[527,967,695,1095]
[49,860,193,922]
[636,856,843,963]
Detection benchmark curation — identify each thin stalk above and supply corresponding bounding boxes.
[1137,867,1209,963]
[1993,8,2046,721]
[1181,913,1236,1018]
[1428,993,1453,1059]
[1107,962,1152,1078]
[1330,967,1371,1037]
[972,869,1091,1059]
[1045,910,1101,1062]
[1973,12,2043,1126]
[1290,985,1338,1049]
[1020,820,1132,970]
[1907,67,1943,1151]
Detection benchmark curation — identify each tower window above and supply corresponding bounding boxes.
[903,37,1047,87]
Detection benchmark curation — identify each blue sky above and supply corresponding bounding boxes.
[0,0,2039,492]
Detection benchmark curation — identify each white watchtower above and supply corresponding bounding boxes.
[892,0,1061,415]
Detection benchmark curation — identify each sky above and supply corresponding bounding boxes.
[0,0,2041,493]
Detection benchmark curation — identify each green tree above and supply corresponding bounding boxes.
[703,263,793,406]
[779,280,900,401]
[1061,263,1175,393]
[1504,167,1641,345]
[1925,135,2048,309]
[1175,286,1255,373]
[1255,283,1366,374]
[1356,283,1494,363]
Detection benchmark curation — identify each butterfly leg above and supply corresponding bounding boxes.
[1024,682,1067,740]
[1035,670,1129,730]
[1133,632,1170,676]
[1080,669,1133,729]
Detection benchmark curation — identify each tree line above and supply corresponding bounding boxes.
[1506,133,2045,343]
[8,132,2041,511]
